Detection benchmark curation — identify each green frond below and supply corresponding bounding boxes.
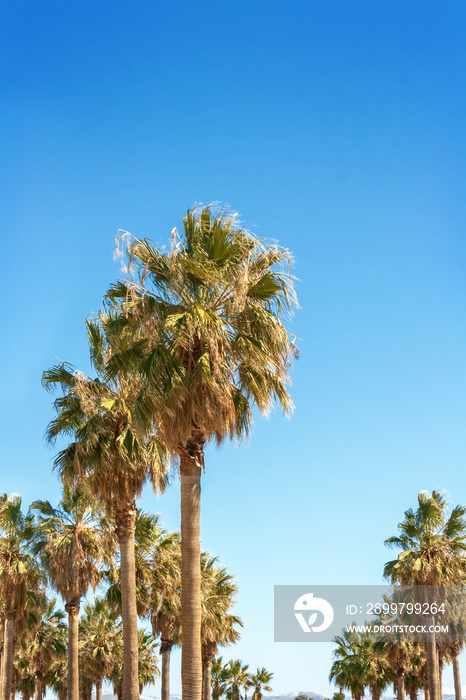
[42,364,76,392]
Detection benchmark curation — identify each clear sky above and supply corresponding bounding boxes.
[1,0,466,696]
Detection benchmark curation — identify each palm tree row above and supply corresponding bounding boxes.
[0,490,243,700]
[330,628,423,700]
[5,592,158,700]
[330,490,466,700]
[40,204,297,700]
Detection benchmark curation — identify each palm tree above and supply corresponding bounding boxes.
[372,593,421,700]
[330,629,366,700]
[105,511,179,700]
[223,660,251,700]
[25,597,67,700]
[0,494,42,700]
[211,657,229,700]
[32,488,112,700]
[384,490,466,700]
[10,588,47,700]
[250,668,273,700]
[357,632,392,700]
[149,530,182,700]
[110,629,159,700]
[80,597,122,700]
[375,635,420,700]
[45,654,68,700]
[105,511,165,619]
[108,204,297,700]
[200,556,242,700]
[42,316,169,700]
[438,598,466,700]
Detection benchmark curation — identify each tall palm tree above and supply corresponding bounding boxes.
[42,316,169,700]
[107,204,297,700]
[0,494,42,700]
[384,490,466,700]
[250,668,273,700]
[32,488,112,700]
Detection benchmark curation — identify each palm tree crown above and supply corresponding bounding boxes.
[0,494,43,700]
[384,490,466,586]
[108,204,298,451]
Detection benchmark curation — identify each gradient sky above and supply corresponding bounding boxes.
[2,0,466,696]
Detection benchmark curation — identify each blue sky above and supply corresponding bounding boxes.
[2,0,466,695]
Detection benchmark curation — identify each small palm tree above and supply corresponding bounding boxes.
[80,597,122,700]
[0,494,42,700]
[108,205,297,700]
[357,631,392,700]
[223,660,251,700]
[26,597,67,700]
[250,669,273,700]
[110,629,159,700]
[45,653,68,700]
[330,629,365,700]
[211,657,229,700]
[384,490,466,700]
[32,488,112,700]
[149,529,182,700]
[201,556,242,700]
[14,646,35,700]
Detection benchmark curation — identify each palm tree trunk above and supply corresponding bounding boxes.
[160,640,172,700]
[180,431,204,700]
[453,652,462,700]
[116,502,139,700]
[202,657,212,700]
[95,679,103,700]
[1,613,14,700]
[65,599,80,700]
[425,625,440,700]
[398,672,405,700]
[34,672,43,700]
